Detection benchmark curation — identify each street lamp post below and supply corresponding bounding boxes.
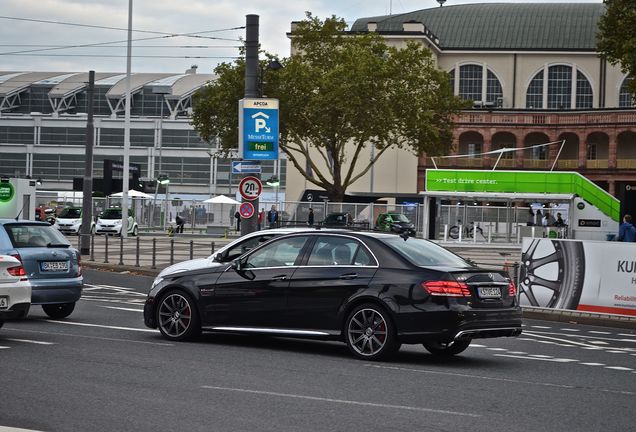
[151,85,171,229]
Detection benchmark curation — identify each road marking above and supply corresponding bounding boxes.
[3,327,172,347]
[561,328,580,332]
[618,333,636,338]
[525,330,636,344]
[98,306,144,313]
[605,366,634,371]
[0,426,45,432]
[486,347,508,351]
[523,331,614,349]
[5,338,55,345]
[508,351,527,355]
[470,344,487,348]
[589,331,611,335]
[496,354,577,363]
[0,346,9,349]
[607,351,627,354]
[528,354,552,358]
[200,385,481,417]
[581,363,605,366]
[530,325,551,329]
[589,341,609,345]
[40,319,155,333]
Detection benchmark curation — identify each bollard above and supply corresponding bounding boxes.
[151,238,157,269]
[135,236,140,267]
[104,235,109,264]
[443,224,448,242]
[488,224,492,243]
[190,240,194,260]
[118,235,124,265]
[458,224,463,242]
[211,241,215,254]
[513,262,521,302]
[77,234,81,249]
[170,238,174,265]
[90,234,95,261]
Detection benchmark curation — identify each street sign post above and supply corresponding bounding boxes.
[238,98,279,161]
[232,161,262,175]
[238,176,262,201]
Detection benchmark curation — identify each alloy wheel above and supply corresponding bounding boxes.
[347,308,388,357]
[158,293,194,339]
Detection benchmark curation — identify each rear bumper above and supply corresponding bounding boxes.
[30,277,83,305]
[0,302,31,320]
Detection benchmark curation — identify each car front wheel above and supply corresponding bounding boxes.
[157,291,200,341]
[423,339,471,356]
[42,302,76,319]
[345,304,398,361]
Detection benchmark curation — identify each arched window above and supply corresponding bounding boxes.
[526,65,594,109]
[449,64,503,104]
[526,70,544,109]
[619,76,635,107]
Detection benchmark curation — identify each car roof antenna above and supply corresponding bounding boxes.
[15,207,24,221]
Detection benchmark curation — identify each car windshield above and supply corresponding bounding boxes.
[100,209,122,219]
[390,214,410,223]
[5,223,70,248]
[381,237,471,268]
[59,208,82,218]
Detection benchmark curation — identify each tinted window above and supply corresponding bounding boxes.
[100,208,133,219]
[5,224,70,248]
[59,208,82,218]
[381,237,470,268]
[307,236,375,266]
[223,234,276,262]
[245,236,308,268]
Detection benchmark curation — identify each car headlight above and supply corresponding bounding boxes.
[114,220,122,225]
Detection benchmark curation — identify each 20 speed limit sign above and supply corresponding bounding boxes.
[238,176,262,201]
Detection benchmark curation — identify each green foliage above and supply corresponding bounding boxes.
[598,0,636,95]
[191,13,467,201]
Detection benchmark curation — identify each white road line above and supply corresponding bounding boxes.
[495,354,577,363]
[98,306,144,313]
[581,363,605,366]
[508,351,527,355]
[589,331,611,335]
[589,341,609,345]
[618,333,636,338]
[531,326,552,329]
[605,366,634,371]
[200,385,481,417]
[561,328,580,332]
[40,320,155,333]
[0,346,9,349]
[486,348,508,351]
[3,327,172,347]
[0,426,45,432]
[528,354,553,358]
[607,351,627,354]
[523,331,613,349]
[5,338,55,345]
[470,344,487,348]
[526,330,636,344]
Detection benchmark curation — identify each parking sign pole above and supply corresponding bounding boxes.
[241,14,260,236]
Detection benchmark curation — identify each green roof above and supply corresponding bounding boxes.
[350,3,605,51]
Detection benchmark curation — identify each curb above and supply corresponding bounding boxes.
[83,262,162,277]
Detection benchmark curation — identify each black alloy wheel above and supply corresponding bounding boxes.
[42,302,76,319]
[157,291,200,341]
[345,304,398,361]
[423,339,472,356]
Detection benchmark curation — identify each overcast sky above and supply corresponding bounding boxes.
[0,0,603,74]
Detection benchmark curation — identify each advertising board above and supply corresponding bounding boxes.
[519,238,636,316]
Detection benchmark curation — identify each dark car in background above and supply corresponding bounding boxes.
[0,220,82,318]
[375,212,416,236]
[144,231,521,360]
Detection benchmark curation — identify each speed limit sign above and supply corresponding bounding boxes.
[238,176,262,201]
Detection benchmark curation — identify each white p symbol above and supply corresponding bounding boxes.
[255,118,267,132]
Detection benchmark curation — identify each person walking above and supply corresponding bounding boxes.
[617,214,636,242]
[267,205,278,229]
[175,214,185,234]
[307,208,314,226]
[555,212,565,227]
[234,211,241,232]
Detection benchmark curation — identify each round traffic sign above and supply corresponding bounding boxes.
[239,202,255,219]
[238,176,262,201]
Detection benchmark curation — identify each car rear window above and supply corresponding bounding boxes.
[381,237,471,268]
[5,224,70,248]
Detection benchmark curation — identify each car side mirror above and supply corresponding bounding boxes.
[231,258,242,272]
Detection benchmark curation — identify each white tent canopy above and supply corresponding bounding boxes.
[110,189,153,199]
[203,195,240,205]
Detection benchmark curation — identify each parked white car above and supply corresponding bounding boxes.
[54,207,95,235]
[0,254,31,328]
[95,208,139,236]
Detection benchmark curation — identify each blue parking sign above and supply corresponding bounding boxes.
[238,98,279,161]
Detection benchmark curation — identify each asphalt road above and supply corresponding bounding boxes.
[1,269,635,432]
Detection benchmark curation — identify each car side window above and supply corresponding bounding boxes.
[225,234,276,262]
[307,236,372,266]
[244,236,308,268]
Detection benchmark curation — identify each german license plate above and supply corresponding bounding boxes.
[477,287,501,299]
[0,296,8,309]
[41,261,69,272]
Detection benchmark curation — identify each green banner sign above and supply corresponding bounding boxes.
[0,183,14,203]
[426,169,620,222]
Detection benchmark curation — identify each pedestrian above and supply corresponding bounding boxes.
[257,208,264,230]
[267,205,278,229]
[346,212,353,226]
[555,212,565,227]
[175,214,185,234]
[617,214,636,242]
[234,211,241,232]
[543,212,556,227]
[534,209,542,226]
[307,208,314,226]
[527,208,535,226]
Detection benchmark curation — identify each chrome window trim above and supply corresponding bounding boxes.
[207,327,330,336]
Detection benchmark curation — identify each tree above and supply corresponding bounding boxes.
[598,0,636,95]
[192,13,467,201]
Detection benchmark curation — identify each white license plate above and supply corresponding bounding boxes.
[41,261,69,272]
[0,296,7,309]
[477,287,501,299]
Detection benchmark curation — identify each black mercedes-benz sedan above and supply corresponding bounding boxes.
[144,231,522,360]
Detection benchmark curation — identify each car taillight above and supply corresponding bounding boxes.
[508,281,516,297]
[422,281,471,297]
[7,264,26,277]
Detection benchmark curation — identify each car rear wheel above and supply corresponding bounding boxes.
[42,302,76,319]
[157,291,200,341]
[423,339,471,356]
[132,226,138,236]
[345,304,398,361]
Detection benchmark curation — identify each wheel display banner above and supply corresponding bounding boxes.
[520,238,636,316]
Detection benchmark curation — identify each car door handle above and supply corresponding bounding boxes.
[339,273,358,280]
[271,275,287,281]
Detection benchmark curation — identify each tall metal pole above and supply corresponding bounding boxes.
[240,14,260,236]
[80,70,95,255]
[121,0,133,238]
